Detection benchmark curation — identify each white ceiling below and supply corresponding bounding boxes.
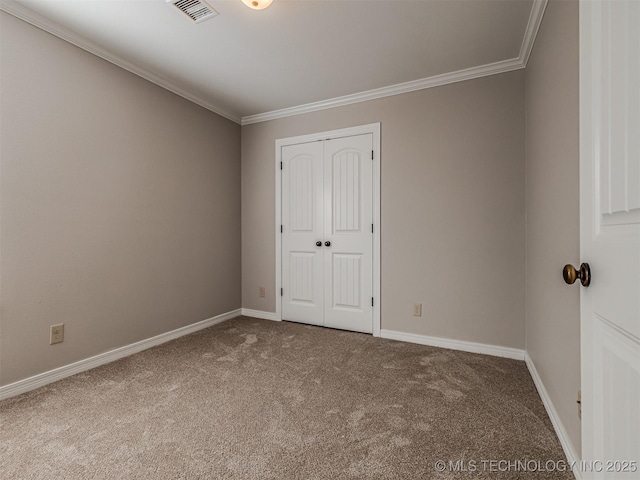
[4,0,537,123]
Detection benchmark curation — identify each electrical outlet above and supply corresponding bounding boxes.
[577,390,581,420]
[413,303,422,317]
[50,324,64,345]
[259,286,266,298]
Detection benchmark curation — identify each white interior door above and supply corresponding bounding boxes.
[281,134,374,334]
[323,134,373,333]
[580,1,640,478]
[281,141,324,326]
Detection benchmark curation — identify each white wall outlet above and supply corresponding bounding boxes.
[413,303,422,317]
[50,324,64,345]
[259,286,266,298]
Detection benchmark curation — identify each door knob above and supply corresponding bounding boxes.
[316,241,322,247]
[563,263,591,287]
[325,241,331,247]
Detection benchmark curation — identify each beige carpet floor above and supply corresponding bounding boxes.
[1,316,573,479]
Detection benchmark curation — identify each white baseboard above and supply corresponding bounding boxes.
[525,353,581,479]
[380,329,525,360]
[0,308,242,401]
[241,308,279,321]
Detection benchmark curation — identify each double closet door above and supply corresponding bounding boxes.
[281,134,373,334]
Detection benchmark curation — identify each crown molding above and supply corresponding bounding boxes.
[241,57,524,125]
[0,0,242,124]
[241,0,548,125]
[519,0,549,66]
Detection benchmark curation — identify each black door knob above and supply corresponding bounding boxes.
[316,241,322,247]
[325,241,331,247]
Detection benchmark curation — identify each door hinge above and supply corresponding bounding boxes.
[280,161,283,170]
[371,150,374,160]
[371,297,374,307]
[281,225,283,233]
[281,288,283,296]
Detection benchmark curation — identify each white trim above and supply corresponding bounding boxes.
[275,123,381,336]
[275,134,283,324]
[371,125,381,337]
[380,329,525,360]
[519,0,549,66]
[0,308,241,401]
[241,0,548,125]
[525,353,581,479]
[242,58,523,125]
[241,308,279,321]
[0,0,241,124]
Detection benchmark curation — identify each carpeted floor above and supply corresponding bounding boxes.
[1,316,574,479]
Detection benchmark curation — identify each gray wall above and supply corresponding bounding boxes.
[524,0,581,455]
[0,13,241,386]
[242,71,526,349]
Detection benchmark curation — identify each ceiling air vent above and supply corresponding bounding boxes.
[168,0,219,24]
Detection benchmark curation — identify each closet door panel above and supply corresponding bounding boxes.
[281,142,324,326]
[323,134,374,333]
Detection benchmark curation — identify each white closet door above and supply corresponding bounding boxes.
[580,1,640,475]
[281,142,325,326]
[323,134,374,333]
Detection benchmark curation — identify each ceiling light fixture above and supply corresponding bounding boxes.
[241,0,273,10]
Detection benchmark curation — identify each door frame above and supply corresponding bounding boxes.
[275,122,381,336]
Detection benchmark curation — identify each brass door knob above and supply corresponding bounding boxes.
[563,263,591,287]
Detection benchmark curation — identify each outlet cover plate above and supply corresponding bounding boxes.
[50,324,64,344]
